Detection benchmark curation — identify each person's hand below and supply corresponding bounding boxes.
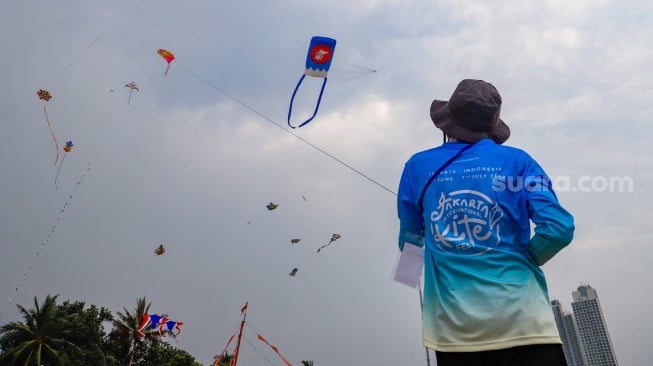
[399,230,424,251]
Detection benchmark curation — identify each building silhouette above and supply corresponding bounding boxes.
[552,299,587,366]
[551,284,618,366]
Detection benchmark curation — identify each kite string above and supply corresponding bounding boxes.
[245,322,293,366]
[177,63,397,197]
[43,106,60,165]
[242,335,279,366]
[3,162,91,317]
[54,152,67,189]
[52,32,105,84]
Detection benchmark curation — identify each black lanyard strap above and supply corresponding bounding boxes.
[418,142,475,213]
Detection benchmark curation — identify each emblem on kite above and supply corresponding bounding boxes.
[37,89,60,165]
[124,82,139,104]
[287,36,337,129]
[154,244,166,256]
[157,49,175,76]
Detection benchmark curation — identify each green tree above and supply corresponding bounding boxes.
[211,352,233,366]
[56,300,115,366]
[141,340,202,366]
[0,294,76,366]
[109,297,153,366]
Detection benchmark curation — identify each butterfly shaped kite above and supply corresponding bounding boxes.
[157,49,175,76]
[287,36,337,128]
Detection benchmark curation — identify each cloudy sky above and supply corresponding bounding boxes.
[1,0,652,365]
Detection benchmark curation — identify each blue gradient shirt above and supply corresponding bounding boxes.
[397,139,574,352]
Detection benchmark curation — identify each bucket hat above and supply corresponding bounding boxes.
[430,79,510,144]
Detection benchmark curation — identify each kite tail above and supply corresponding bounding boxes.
[128,89,133,104]
[287,75,328,129]
[316,239,334,253]
[43,106,60,165]
[54,153,66,189]
[164,63,171,76]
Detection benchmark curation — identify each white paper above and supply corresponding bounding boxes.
[392,242,424,288]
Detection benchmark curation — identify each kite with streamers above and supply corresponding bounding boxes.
[124,82,139,104]
[137,313,183,338]
[37,89,60,164]
[317,233,342,253]
[287,36,337,129]
[154,244,166,256]
[54,141,73,189]
[157,49,175,76]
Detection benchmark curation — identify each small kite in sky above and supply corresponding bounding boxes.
[266,202,279,211]
[289,268,298,277]
[37,89,60,165]
[157,49,175,76]
[124,82,139,104]
[287,36,337,129]
[54,141,73,189]
[154,244,166,256]
[290,238,301,244]
[316,233,342,253]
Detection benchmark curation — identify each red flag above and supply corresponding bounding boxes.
[257,334,293,366]
[240,302,248,314]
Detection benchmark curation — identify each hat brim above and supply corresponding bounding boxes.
[430,100,510,144]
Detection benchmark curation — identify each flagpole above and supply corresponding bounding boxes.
[232,302,248,366]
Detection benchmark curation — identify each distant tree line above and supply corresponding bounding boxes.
[0,294,203,366]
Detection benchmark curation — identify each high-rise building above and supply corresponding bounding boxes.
[551,299,587,366]
[571,284,619,365]
[551,284,618,366]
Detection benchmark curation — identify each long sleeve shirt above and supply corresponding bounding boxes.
[397,138,574,352]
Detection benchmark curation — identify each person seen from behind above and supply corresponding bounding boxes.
[397,79,575,366]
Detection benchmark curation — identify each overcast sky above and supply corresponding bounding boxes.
[1,1,652,365]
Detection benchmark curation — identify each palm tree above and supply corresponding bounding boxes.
[0,294,76,366]
[212,352,233,366]
[111,296,152,366]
